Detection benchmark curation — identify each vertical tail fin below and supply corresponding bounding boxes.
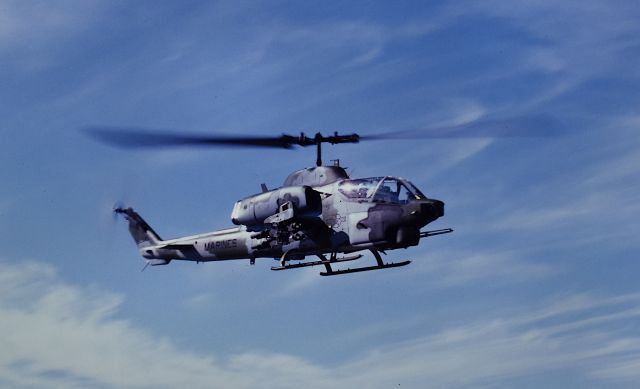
[114,207,162,248]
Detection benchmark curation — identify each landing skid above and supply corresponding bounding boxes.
[270,253,362,271]
[271,249,411,276]
[319,260,411,276]
[320,249,410,276]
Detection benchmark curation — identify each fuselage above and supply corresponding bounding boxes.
[142,166,444,263]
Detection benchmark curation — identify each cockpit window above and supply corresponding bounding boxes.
[373,179,417,204]
[339,177,425,204]
[405,181,425,199]
[338,178,381,199]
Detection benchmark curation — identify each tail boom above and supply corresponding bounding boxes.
[115,207,256,265]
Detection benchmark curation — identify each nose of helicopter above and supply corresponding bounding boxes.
[422,199,444,219]
[411,198,444,226]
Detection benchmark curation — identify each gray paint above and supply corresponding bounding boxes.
[118,168,445,266]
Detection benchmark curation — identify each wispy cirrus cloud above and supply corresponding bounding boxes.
[461,1,640,108]
[480,1,640,69]
[480,113,640,251]
[416,251,558,287]
[0,0,108,69]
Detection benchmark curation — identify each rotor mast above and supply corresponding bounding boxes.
[315,133,322,166]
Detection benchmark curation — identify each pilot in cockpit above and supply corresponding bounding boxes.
[374,184,398,203]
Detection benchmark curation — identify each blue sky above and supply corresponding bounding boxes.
[1,1,640,387]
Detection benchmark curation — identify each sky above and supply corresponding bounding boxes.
[1,0,640,387]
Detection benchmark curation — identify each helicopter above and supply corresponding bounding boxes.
[89,115,558,275]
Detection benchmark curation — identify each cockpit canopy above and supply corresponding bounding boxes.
[338,177,426,204]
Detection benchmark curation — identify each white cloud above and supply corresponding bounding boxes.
[2,259,640,388]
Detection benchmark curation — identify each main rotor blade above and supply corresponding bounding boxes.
[360,115,564,140]
[85,127,298,149]
[85,114,562,151]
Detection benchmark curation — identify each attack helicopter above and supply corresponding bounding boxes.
[89,115,558,275]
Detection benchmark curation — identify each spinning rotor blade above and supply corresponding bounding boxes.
[361,115,563,140]
[112,200,126,221]
[85,127,300,149]
[85,114,562,160]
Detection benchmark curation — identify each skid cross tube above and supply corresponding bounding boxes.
[319,249,411,276]
[270,253,362,271]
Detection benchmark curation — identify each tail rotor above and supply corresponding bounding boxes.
[113,200,127,219]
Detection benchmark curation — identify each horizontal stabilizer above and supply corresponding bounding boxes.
[147,259,171,266]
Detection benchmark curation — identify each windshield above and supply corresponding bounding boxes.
[338,177,381,199]
[405,180,426,199]
[338,177,425,203]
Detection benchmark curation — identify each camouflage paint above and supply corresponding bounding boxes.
[119,167,444,265]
